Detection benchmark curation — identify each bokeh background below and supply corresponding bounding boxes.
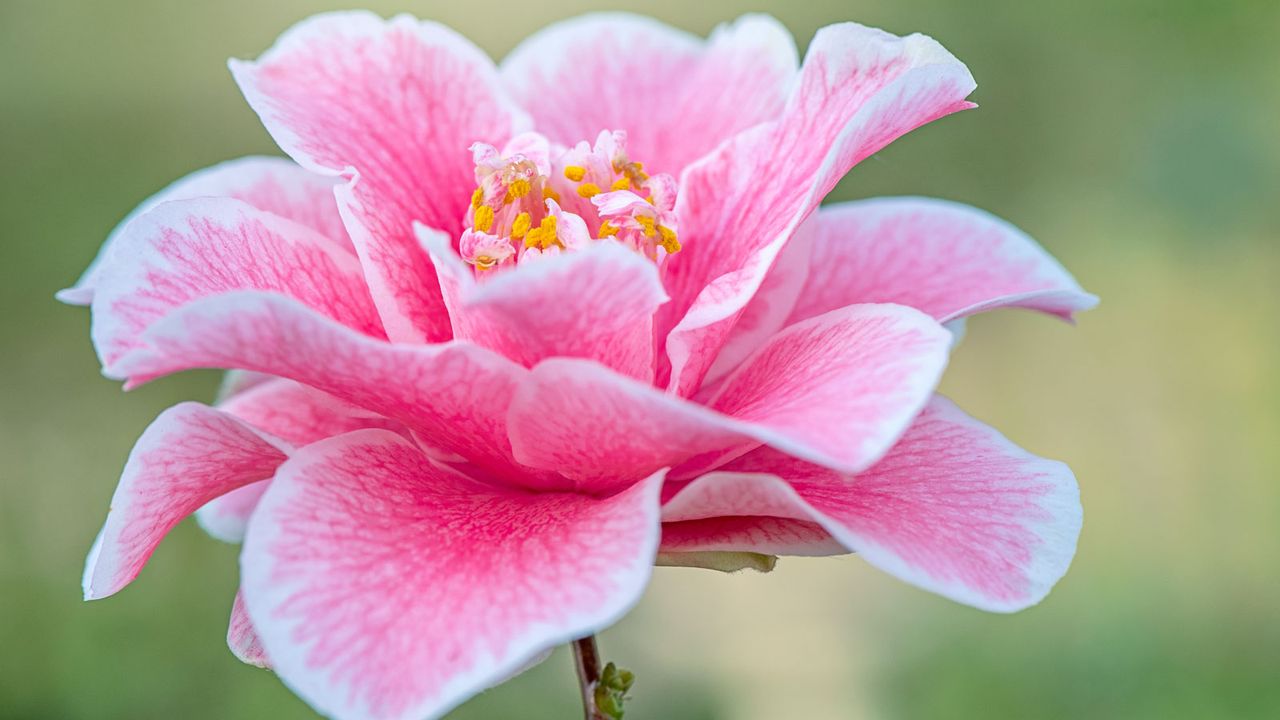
[2,0,1277,718]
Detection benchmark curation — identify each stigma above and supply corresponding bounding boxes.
[460,130,680,273]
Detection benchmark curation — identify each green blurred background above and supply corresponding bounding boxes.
[2,0,1277,717]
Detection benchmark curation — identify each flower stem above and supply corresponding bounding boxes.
[572,635,608,720]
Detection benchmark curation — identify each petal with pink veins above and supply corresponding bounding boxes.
[787,198,1099,327]
[58,156,350,306]
[659,23,977,396]
[702,214,817,384]
[89,197,383,368]
[229,590,271,669]
[82,403,289,600]
[508,303,950,491]
[501,13,797,176]
[109,292,563,489]
[196,379,405,543]
[231,11,529,343]
[240,430,663,720]
[423,230,668,382]
[660,516,844,557]
[671,395,1082,612]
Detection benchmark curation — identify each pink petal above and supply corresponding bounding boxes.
[658,24,976,396]
[500,13,796,175]
[702,215,817,384]
[508,303,950,491]
[660,516,844,557]
[58,156,350,306]
[691,396,1082,611]
[89,197,383,368]
[787,198,1099,327]
[424,232,668,382]
[195,481,271,546]
[196,379,405,543]
[232,11,528,343]
[110,292,560,489]
[240,430,662,720]
[82,403,289,600]
[229,590,271,668]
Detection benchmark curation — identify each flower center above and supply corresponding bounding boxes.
[459,130,680,273]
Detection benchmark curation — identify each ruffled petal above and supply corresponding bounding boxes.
[195,379,405,543]
[89,197,383,369]
[501,13,797,175]
[240,430,662,720]
[82,403,289,600]
[658,23,976,396]
[231,11,529,342]
[507,303,950,491]
[684,396,1082,611]
[424,231,667,382]
[109,292,559,488]
[58,156,350,306]
[787,198,1099,327]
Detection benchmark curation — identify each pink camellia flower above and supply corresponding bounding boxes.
[62,11,1097,720]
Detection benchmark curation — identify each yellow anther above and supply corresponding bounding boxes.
[474,254,497,271]
[511,212,532,239]
[524,216,560,250]
[611,177,631,191]
[472,204,495,233]
[564,166,587,182]
[598,221,620,238]
[636,214,657,237]
[543,185,560,203]
[658,225,681,254]
[505,178,531,203]
[577,183,602,199]
[470,187,484,209]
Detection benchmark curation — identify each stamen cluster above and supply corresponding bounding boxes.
[460,130,680,273]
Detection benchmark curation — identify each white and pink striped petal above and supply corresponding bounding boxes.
[239,430,663,720]
[424,231,667,382]
[108,292,561,489]
[508,303,950,491]
[501,13,797,176]
[59,156,350,306]
[786,198,1099,327]
[82,403,289,600]
[658,23,977,396]
[231,11,529,342]
[196,379,404,543]
[670,396,1082,611]
[89,197,383,368]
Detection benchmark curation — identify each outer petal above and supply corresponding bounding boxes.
[58,156,350,306]
[240,430,663,720]
[231,11,529,342]
[679,396,1082,612]
[110,292,559,488]
[501,13,797,175]
[89,197,383,368]
[658,23,976,396]
[196,379,405,543]
[229,590,271,669]
[508,303,950,490]
[424,231,668,382]
[787,198,1099,327]
[659,516,844,557]
[82,403,289,600]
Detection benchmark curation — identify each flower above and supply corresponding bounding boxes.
[61,11,1097,720]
